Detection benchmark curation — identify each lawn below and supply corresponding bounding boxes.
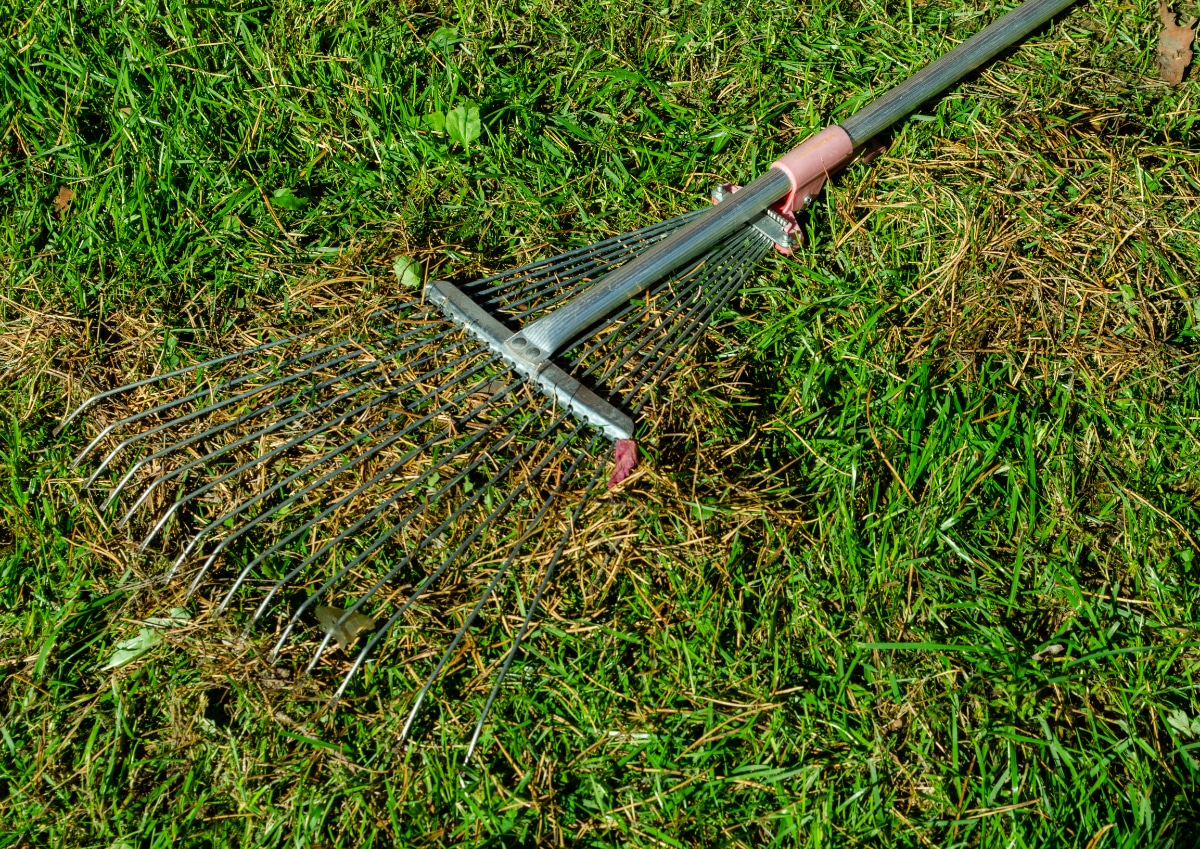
[2,0,1199,846]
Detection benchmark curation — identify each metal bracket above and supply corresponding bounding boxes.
[425,279,635,441]
[711,184,799,254]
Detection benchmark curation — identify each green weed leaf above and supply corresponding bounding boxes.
[101,628,161,670]
[421,111,445,133]
[393,256,421,289]
[316,604,376,651]
[100,609,191,671]
[428,27,459,49]
[445,104,481,147]
[271,187,306,211]
[1167,710,1200,738]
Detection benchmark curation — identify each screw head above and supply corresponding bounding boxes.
[802,194,813,206]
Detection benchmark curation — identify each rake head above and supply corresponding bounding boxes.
[64,212,772,758]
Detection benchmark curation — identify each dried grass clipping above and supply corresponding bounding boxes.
[1158,0,1197,84]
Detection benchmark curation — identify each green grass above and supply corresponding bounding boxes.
[3,0,1200,845]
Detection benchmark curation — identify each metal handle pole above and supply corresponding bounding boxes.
[840,0,1078,145]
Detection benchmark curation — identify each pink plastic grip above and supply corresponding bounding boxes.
[769,125,856,213]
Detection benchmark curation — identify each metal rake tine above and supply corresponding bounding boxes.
[267,388,549,658]
[60,298,432,440]
[468,211,703,299]
[98,335,444,510]
[296,396,572,644]
[57,329,322,436]
[578,231,766,394]
[556,232,753,392]
[228,380,532,622]
[102,347,422,518]
[397,430,594,745]
[68,327,393,469]
[499,233,727,391]
[496,231,710,318]
[161,351,502,567]
[464,442,607,763]
[305,235,756,663]
[601,235,765,384]
[486,213,706,316]
[619,236,771,407]
[82,343,393,489]
[614,232,772,395]
[327,413,586,705]
[122,338,478,536]
[178,358,515,590]
[565,242,731,370]
[82,322,453,488]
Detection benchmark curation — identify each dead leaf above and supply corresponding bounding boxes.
[52,186,75,214]
[315,604,376,651]
[1032,643,1066,662]
[1158,0,1197,85]
[470,379,511,401]
[257,667,294,690]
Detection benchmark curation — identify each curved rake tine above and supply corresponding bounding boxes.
[565,243,737,379]
[327,415,586,705]
[600,235,766,394]
[468,211,703,300]
[124,338,476,539]
[178,357,513,590]
[486,213,707,316]
[163,351,502,572]
[57,329,320,436]
[69,328,382,470]
[267,388,548,658]
[398,434,594,745]
[83,322,452,489]
[554,227,760,380]
[227,380,530,621]
[548,230,757,409]
[63,297,429,442]
[298,408,568,672]
[83,343,380,487]
[465,444,607,763]
[620,238,770,408]
[103,333,460,515]
[99,330,453,513]
[578,230,766,384]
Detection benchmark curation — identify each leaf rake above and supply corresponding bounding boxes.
[61,0,1079,759]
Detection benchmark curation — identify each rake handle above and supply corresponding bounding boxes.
[841,0,1078,144]
[496,0,1078,365]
